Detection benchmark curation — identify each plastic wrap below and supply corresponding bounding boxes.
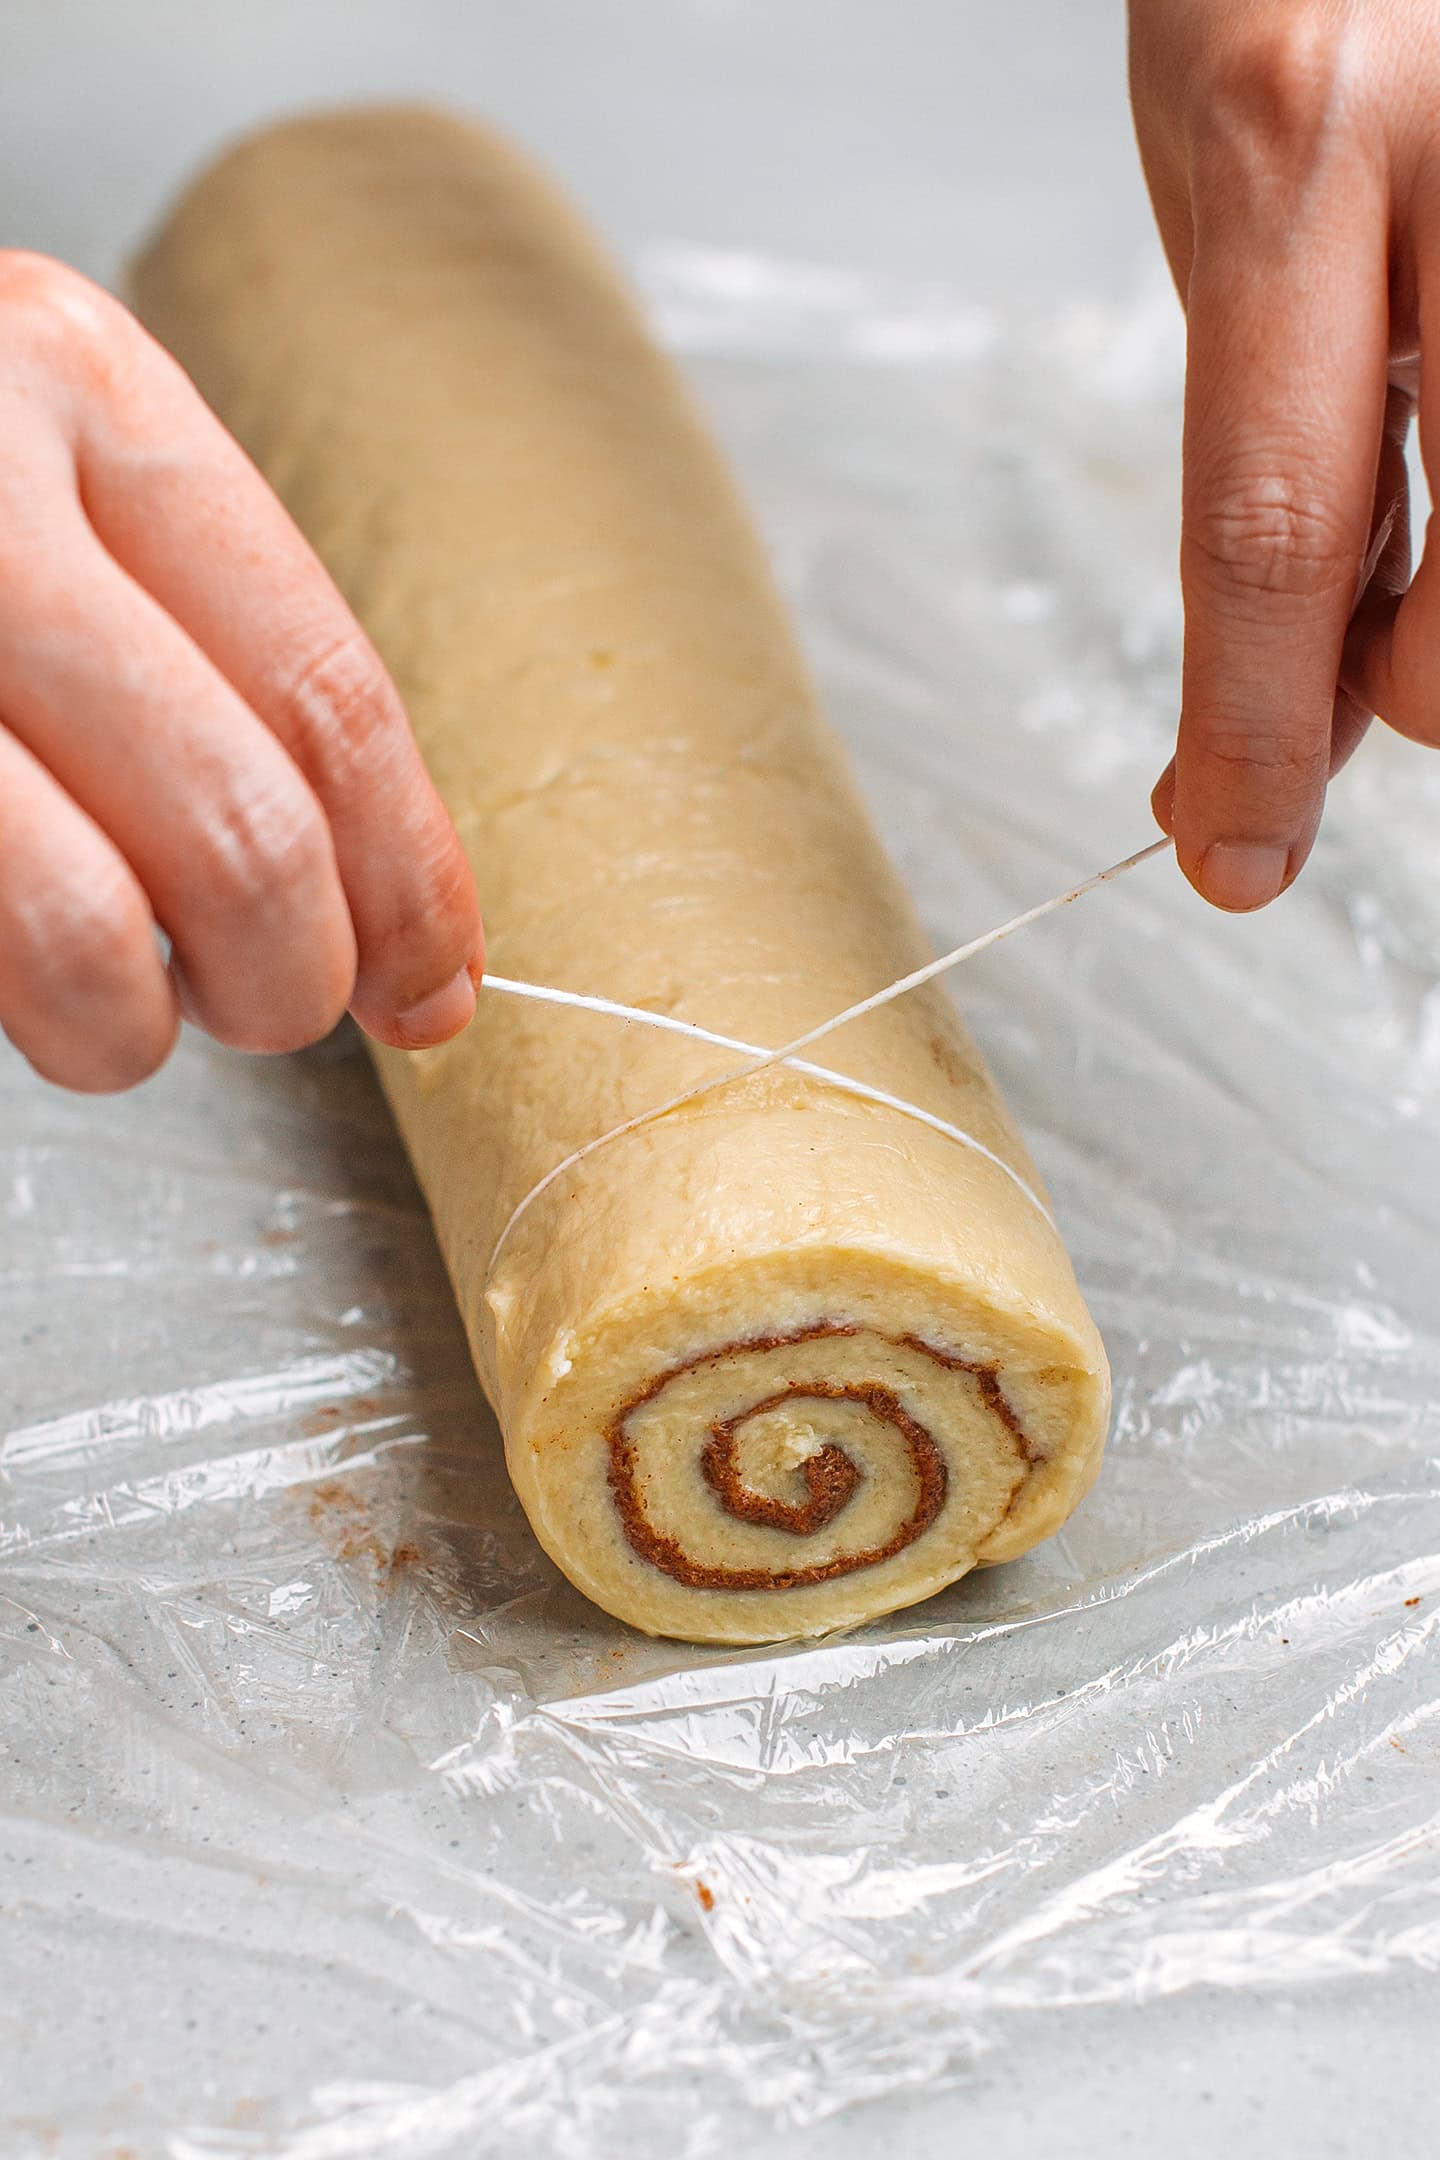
[5,247,1440,2159]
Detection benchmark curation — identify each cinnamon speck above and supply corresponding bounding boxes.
[695,1881,715,1913]
[305,1482,422,1586]
[300,1405,345,1437]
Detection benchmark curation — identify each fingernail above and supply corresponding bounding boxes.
[1197,841,1290,913]
[394,966,476,1045]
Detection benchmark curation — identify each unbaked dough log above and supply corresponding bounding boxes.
[134,107,1111,1643]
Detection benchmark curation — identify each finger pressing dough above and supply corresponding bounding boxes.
[133,106,1111,1644]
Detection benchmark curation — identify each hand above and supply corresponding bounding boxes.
[0,252,483,1091]
[1129,0,1430,910]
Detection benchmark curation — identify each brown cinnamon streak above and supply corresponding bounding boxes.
[605,1322,1032,1594]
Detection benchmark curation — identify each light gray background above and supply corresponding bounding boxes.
[2,0,1152,298]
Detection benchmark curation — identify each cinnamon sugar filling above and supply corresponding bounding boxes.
[605,1322,1033,1593]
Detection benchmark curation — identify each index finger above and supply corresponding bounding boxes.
[67,289,483,1046]
[1171,168,1389,910]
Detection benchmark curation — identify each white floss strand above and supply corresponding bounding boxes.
[481,835,1172,1275]
[483,976,1056,1226]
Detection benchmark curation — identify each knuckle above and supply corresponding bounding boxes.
[7,870,177,1092]
[0,248,80,313]
[1185,469,1356,608]
[17,872,150,1008]
[1192,17,1350,176]
[0,249,116,373]
[273,627,398,775]
[199,780,334,920]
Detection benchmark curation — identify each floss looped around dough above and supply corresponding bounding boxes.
[481,836,1171,1276]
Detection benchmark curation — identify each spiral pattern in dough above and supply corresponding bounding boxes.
[606,1323,1036,1592]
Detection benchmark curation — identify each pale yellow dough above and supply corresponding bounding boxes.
[134,107,1111,1644]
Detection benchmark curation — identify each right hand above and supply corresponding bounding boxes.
[1130,0,1422,911]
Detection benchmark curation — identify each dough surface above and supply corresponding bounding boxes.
[134,106,1110,1643]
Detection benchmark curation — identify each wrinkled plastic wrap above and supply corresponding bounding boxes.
[5,249,1440,2159]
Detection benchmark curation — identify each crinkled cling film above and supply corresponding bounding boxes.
[5,251,1440,2159]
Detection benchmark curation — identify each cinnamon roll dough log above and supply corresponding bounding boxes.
[134,106,1111,1643]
